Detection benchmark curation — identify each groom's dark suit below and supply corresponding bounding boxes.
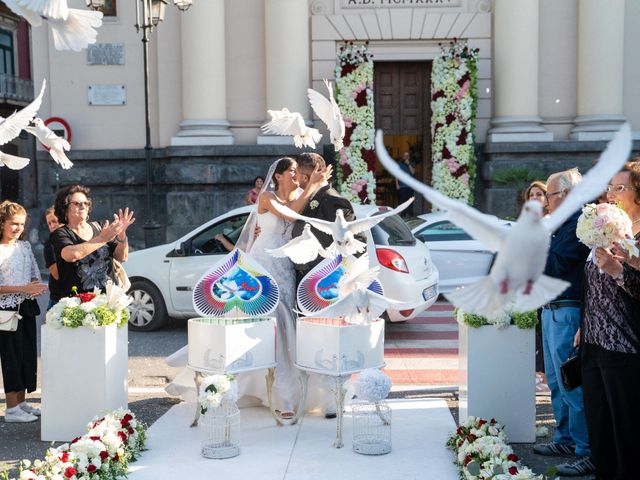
[292,184,355,288]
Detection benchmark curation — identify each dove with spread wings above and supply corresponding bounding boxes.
[260,108,322,149]
[272,198,414,258]
[266,223,331,264]
[26,118,73,169]
[0,78,46,170]
[307,79,345,151]
[4,0,103,52]
[375,125,632,318]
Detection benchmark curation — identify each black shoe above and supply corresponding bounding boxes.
[556,456,595,477]
[533,442,575,457]
[324,411,337,419]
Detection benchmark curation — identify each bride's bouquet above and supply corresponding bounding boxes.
[576,203,638,256]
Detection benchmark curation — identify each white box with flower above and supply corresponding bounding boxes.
[458,322,536,443]
[41,323,128,441]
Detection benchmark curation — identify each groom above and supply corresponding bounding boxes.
[292,152,357,287]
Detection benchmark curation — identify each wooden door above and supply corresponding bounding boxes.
[374,61,432,213]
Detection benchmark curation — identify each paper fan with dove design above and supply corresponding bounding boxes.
[296,254,383,315]
[193,249,279,318]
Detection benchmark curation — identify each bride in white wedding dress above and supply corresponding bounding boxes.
[165,157,331,419]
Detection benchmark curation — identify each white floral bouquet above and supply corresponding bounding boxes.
[353,368,392,403]
[576,203,638,256]
[46,281,132,329]
[199,374,237,415]
[8,409,146,480]
[446,416,542,479]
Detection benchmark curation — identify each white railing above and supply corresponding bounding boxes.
[0,74,34,103]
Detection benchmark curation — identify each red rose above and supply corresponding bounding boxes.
[60,451,70,462]
[477,419,487,427]
[464,455,473,466]
[113,453,119,462]
[467,433,477,442]
[87,464,97,473]
[100,451,109,460]
[432,90,445,101]
[64,466,77,478]
[90,436,100,441]
[508,466,518,475]
[442,147,452,159]
[445,113,456,124]
[71,437,81,444]
[120,418,129,428]
[354,89,367,107]
[128,427,135,435]
[507,453,519,462]
[118,431,127,442]
[77,292,96,303]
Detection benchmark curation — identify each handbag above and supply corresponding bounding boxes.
[0,310,22,332]
[112,258,131,291]
[560,347,582,391]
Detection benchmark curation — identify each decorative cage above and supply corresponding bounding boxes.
[200,400,241,459]
[352,401,392,455]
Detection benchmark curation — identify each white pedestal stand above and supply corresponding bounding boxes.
[41,324,128,441]
[458,324,536,443]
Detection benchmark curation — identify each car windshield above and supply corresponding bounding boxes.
[370,212,416,246]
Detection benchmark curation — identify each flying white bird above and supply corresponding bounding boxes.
[0,78,46,170]
[26,117,73,169]
[4,0,103,52]
[375,125,632,318]
[272,198,414,257]
[261,108,322,149]
[337,254,380,296]
[265,223,330,264]
[307,79,345,151]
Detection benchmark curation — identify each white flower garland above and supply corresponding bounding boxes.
[431,40,479,205]
[447,416,542,479]
[334,43,376,204]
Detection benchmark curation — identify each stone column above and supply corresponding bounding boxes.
[488,0,552,142]
[171,0,233,146]
[257,0,311,145]
[570,0,626,140]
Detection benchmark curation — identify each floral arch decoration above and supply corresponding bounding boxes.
[431,39,479,205]
[334,42,376,204]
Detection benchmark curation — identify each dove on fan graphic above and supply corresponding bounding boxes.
[271,198,414,258]
[26,118,73,169]
[0,78,47,170]
[307,79,346,151]
[375,124,632,318]
[3,0,103,52]
[261,108,322,149]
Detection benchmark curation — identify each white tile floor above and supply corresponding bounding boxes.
[128,398,459,480]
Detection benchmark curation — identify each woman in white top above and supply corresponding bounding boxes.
[0,201,48,423]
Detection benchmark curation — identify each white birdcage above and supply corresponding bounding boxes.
[200,399,241,459]
[352,401,392,455]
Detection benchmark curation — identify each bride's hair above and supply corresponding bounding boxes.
[272,157,296,190]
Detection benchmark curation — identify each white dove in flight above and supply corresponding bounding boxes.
[4,0,103,52]
[337,253,380,296]
[375,124,632,318]
[0,78,46,170]
[265,223,330,264]
[307,79,345,151]
[273,198,414,257]
[26,117,73,169]
[261,108,322,149]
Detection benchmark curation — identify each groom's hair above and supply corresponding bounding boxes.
[297,152,326,174]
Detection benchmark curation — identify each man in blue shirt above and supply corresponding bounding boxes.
[533,168,594,477]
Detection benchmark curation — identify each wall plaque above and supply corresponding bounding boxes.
[340,0,461,7]
[87,43,125,65]
[88,85,126,106]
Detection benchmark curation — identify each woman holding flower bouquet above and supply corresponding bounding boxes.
[50,185,135,304]
[581,160,640,480]
[0,201,48,423]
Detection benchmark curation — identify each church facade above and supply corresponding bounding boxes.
[26,0,640,245]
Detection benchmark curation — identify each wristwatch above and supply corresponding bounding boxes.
[115,235,128,243]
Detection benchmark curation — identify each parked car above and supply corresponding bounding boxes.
[407,212,510,293]
[125,204,439,331]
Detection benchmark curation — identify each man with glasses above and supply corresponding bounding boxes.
[533,168,594,477]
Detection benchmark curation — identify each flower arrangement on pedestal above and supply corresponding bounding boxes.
[199,374,237,415]
[456,308,538,330]
[45,281,131,329]
[334,42,376,204]
[3,409,146,480]
[447,416,542,479]
[431,39,479,205]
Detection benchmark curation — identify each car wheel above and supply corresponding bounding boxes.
[127,280,168,331]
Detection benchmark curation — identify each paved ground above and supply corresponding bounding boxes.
[0,301,593,479]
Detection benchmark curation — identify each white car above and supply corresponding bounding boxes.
[407,212,510,293]
[125,204,439,331]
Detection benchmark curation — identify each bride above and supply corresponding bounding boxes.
[166,157,331,419]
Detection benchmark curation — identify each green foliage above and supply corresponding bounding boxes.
[61,306,86,327]
[512,310,538,329]
[455,308,538,329]
[93,305,117,326]
[493,166,546,186]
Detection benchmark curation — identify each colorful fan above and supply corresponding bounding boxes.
[193,249,280,318]
[296,255,383,315]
